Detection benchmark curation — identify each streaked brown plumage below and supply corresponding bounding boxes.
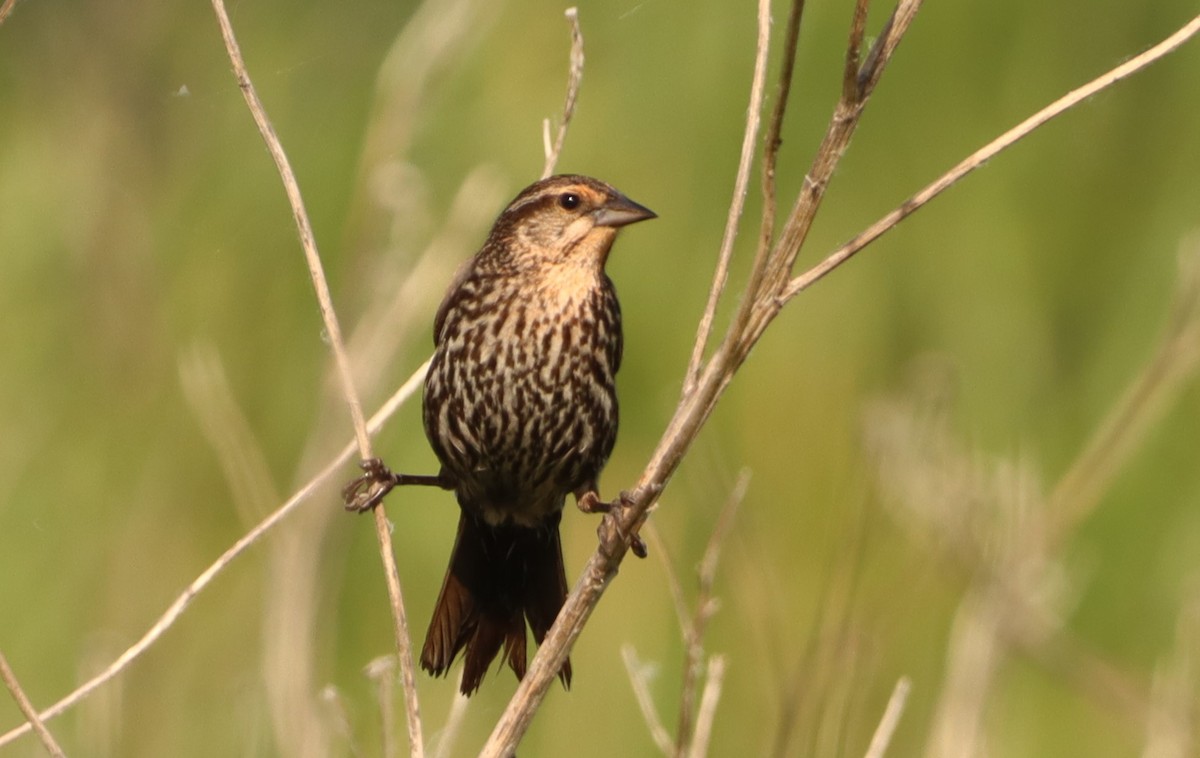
[419,174,655,694]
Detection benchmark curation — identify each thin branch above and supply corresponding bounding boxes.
[621,645,675,756]
[842,0,871,100]
[758,0,807,259]
[782,11,1200,302]
[0,361,429,750]
[207,0,370,460]
[205,0,425,753]
[753,0,922,320]
[863,677,911,758]
[541,7,585,179]
[0,652,66,758]
[683,0,773,395]
[686,655,727,758]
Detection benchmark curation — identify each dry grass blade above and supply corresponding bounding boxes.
[0,651,66,757]
[1141,597,1198,758]
[621,645,674,755]
[644,520,692,635]
[431,686,471,758]
[686,655,727,758]
[1046,232,1200,544]
[863,677,911,758]
[365,657,398,758]
[683,0,772,395]
[0,0,18,27]
[541,7,585,179]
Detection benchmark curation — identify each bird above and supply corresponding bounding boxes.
[346,174,655,695]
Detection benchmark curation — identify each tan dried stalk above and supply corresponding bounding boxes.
[0,651,66,757]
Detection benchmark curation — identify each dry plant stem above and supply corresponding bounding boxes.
[207,0,369,458]
[675,470,749,756]
[480,4,923,754]
[1046,236,1200,545]
[541,7,584,179]
[782,11,1200,303]
[0,363,429,750]
[742,0,922,349]
[0,652,65,758]
[644,520,691,633]
[621,645,674,755]
[864,677,911,758]
[683,0,773,395]
[758,0,806,262]
[365,657,397,758]
[206,0,426,753]
[0,0,18,27]
[686,655,727,758]
[431,687,470,758]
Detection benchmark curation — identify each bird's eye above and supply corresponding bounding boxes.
[559,193,581,210]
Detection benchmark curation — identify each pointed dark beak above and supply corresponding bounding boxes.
[593,193,657,228]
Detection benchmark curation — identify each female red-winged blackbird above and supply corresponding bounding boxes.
[350,175,655,695]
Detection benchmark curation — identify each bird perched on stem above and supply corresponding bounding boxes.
[344,174,655,695]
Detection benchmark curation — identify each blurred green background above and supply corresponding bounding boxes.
[3,1,1200,755]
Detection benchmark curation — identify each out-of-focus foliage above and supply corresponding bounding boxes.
[2,1,1199,756]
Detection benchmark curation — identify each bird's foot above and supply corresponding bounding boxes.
[343,460,454,512]
[342,458,397,512]
[579,490,648,559]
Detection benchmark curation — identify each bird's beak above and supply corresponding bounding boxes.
[593,194,657,228]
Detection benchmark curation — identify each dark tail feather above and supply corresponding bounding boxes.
[420,511,572,695]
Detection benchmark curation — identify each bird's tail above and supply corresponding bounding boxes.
[420,510,572,695]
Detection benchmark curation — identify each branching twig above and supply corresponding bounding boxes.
[782,12,1200,302]
[0,362,429,749]
[541,7,585,179]
[0,651,65,758]
[205,0,425,753]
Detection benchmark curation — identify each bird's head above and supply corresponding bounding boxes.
[485,174,656,271]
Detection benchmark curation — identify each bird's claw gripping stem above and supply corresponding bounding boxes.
[579,490,648,559]
[342,458,397,513]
